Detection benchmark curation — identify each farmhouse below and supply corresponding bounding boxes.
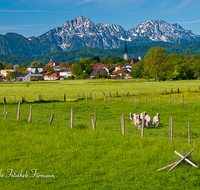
[43,71,58,80]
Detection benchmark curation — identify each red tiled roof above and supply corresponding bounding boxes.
[43,71,54,75]
[112,69,127,75]
[46,61,54,67]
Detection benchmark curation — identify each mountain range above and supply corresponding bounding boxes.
[0,15,200,57]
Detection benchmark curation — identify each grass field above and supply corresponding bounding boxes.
[0,79,200,189]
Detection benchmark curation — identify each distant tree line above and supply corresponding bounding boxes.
[130,46,200,80]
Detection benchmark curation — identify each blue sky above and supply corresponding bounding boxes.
[1,0,200,37]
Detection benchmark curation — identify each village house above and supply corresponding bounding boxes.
[30,74,44,81]
[1,68,14,77]
[59,68,72,78]
[14,72,30,81]
[43,71,58,80]
[90,67,109,79]
[27,66,43,74]
[111,69,131,79]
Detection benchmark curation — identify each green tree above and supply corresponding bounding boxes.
[61,62,69,68]
[43,65,54,72]
[0,62,4,70]
[121,72,125,79]
[17,64,27,72]
[144,46,168,81]
[96,70,100,79]
[108,66,115,74]
[84,64,93,75]
[37,62,43,66]
[2,62,7,68]
[6,72,16,81]
[71,63,82,77]
[101,71,107,79]
[7,63,13,69]
[77,73,89,79]
[35,66,39,74]
[130,61,144,79]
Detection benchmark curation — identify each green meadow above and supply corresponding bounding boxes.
[0,79,200,189]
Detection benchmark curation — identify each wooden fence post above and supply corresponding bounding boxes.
[171,89,173,93]
[22,97,25,104]
[169,116,173,142]
[141,114,145,138]
[83,93,85,99]
[104,94,106,102]
[49,109,54,125]
[165,89,167,93]
[171,116,173,142]
[188,122,190,146]
[28,106,32,122]
[116,92,118,96]
[86,93,88,101]
[70,108,73,128]
[64,93,66,101]
[182,93,184,104]
[94,108,96,128]
[120,94,124,102]
[17,102,20,120]
[177,88,179,93]
[92,108,96,130]
[76,93,79,100]
[4,96,6,105]
[121,114,125,135]
[4,103,7,119]
[92,119,95,130]
[109,92,111,102]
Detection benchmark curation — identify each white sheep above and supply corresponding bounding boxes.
[145,115,152,128]
[140,112,146,120]
[132,114,137,125]
[135,115,141,129]
[153,113,160,127]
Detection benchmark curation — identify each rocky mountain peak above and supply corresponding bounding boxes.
[37,16,200,51]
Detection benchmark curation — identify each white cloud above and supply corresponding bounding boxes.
[179,20,200,24]
[0,10,43,12]
[176,0,192,11]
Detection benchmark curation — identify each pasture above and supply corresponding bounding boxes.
[0,79,200,189]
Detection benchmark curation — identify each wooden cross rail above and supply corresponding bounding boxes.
[157,148,197,172]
